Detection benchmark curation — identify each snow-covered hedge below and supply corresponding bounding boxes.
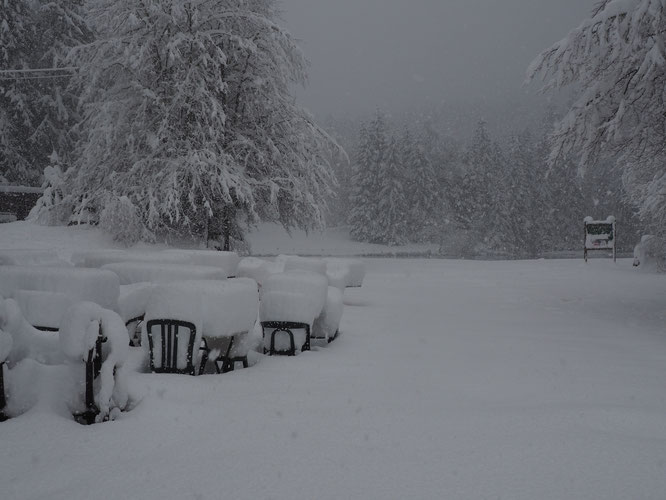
[72,250,189,268]
[0,265,120,311]
[277,254,327,276]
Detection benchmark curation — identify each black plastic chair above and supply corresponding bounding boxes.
[261,321,311,356]
[146,319,198,375]
[73,331,104,425]
[199,335,249,374]
[0,362,8,422]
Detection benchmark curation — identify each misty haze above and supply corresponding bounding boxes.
[1,1,665,499]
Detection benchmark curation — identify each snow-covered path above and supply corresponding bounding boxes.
[2,258,666,500]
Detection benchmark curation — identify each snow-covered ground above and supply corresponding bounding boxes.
[1,222,666,500]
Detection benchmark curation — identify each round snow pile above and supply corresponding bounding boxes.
[313,286,344,341]
[59,302,130,417]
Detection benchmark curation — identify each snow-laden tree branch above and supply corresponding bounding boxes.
[527,0,666,230]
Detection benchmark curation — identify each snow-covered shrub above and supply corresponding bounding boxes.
[29,164,74,226]
[98,196,147,246]
[59,302,130,419]
[633,235,666,272]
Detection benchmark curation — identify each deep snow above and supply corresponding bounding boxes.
[1,222,666,500]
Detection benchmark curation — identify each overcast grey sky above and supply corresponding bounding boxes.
[279,0,597,119]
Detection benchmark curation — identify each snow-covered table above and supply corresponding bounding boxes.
[143,279,259,374]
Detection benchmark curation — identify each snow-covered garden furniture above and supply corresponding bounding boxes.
[162,249,240,278]
[0,249,70,267]
[312,286,344,343]
[59,302,130,424]
[12,290,75,332]
[101,261,226,285]
[72,249,189,268]
[324,258,365,288]
[0,329,11,422]
[584,216,616,262]
[118,283,156,346]
[144,279,258,374]
[0,265,120,309]
[260,271,328,355]
[236,257,283,287]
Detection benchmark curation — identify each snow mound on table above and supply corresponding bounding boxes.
[170,279,259,337]
[236,257,283,286]
[72,249,188,268]
[277,254,327,276]
[324,258,365,287]
[13,290,75,330]
[162,249,240,277]
[0,265,120,311]
[0,249,71,267]
[59,302,130,416]
[313,286,344,341]
[0,298,62,365]
[118,282,155,323]
[102,261,226,285]
[261,270,328,317]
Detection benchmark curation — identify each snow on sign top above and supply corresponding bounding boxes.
[584,216,616,250]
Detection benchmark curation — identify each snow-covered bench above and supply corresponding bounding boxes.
[0,266,120,331]
[59,302,130,424]
[143,279,259,374]
[260,271,328,355]
[101,261,226,285]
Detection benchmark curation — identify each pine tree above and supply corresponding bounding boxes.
[376,136,408,246]
[47,0,338,243]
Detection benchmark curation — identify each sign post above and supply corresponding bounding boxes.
[584,216,616,262]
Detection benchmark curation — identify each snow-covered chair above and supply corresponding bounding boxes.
[143,287,204,375]
[259,271,328,355]
[118,283,156,346]
[0,329,11,422]
[312,286,344,343]
[59,302,130,424]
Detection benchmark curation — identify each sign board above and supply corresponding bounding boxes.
[584,216,616,262]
